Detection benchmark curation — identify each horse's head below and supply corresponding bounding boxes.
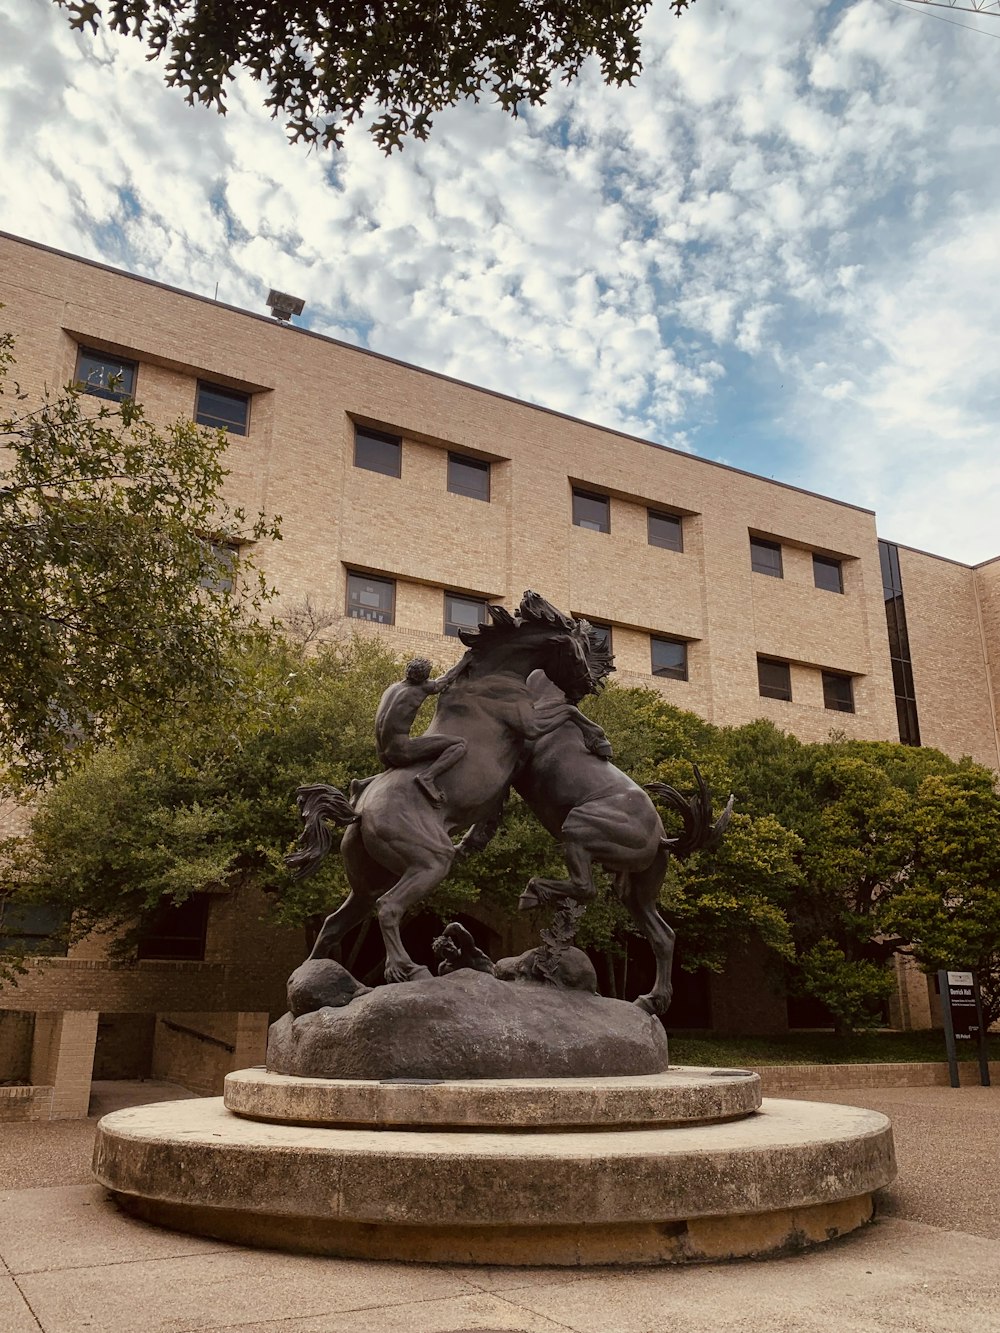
[516,591,615,702]
[457,590,615,700]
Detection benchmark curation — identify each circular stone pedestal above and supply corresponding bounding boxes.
[93,1066,896,1266]
[224,1066,763,1129]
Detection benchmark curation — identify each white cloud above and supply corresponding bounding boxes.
[1,0,999,561]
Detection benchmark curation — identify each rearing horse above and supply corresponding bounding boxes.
[512,668,733,1016]
[286,591,604,983]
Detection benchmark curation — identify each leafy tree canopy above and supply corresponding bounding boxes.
[0,331,280,787]
[716,722,1000,1030]
[7,619,999,1030]
[882,768,1000,1026]
[2,632,793,988]
[55,0,694,153]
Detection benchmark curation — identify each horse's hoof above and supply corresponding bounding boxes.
[385,963,433,984]
[634,993,669,1017]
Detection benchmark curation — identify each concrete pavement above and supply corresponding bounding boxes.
[1,1081,998,1332]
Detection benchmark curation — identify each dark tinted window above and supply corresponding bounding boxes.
[444,593,487,637]
[196,382,249,435]
[822,672,854,712]
[879,540,920,745]
[891,657,915,700]
[572,488,610,533]
[813,555,843,593]
[354,426,401,476]
[346,573,395,624]
[651,637,687,680]
[648,510,683,552]
[750,537,783,578]
[758,657,792,700]
[75,346,137,400]
[137,895,210,961]
[588,622,613,656]
[447,453,490,501]
[0,900,69,956]
[200,541,238,594]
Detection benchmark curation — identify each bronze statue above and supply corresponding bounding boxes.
[287,592,606,982]
[432,922,495,976]
[350,657,468,805]
[286,590,731,1014]
[474,669,732,1015]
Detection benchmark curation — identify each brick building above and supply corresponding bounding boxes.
[1,231,998,1114]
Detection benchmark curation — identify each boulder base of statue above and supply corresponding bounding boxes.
[267,968,670,1080]
[92,1066,897,1265]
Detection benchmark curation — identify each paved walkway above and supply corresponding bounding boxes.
[1,1082,998,1332]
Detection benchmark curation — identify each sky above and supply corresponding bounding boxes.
[1,0,999,565]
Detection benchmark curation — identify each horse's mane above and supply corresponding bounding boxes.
[458,590,577,649]
[578,621,615,688]
[459,589,615,691]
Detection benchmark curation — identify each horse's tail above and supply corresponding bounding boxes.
[285,783,359,880]
[645,764,734,861]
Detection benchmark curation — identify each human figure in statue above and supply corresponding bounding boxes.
[350,657,469,806]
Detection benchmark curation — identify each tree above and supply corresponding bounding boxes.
[882,769,1000,1028]
[2,632,410,971]
[55,0,694,153]
[0,332,280,787]
[3,638,795,998]
[717,721,1000,1032]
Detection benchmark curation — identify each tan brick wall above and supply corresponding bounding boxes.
[0,793,31,841]
[888,954,934,1031]
[1,231,931,757]
[0,882,305,1019]
[0,1085,53,1121]
[756,1061,1000,1092]
[897,545,999,768]
[29,1010,98,1118]
[973,556,1000,770]
[151,1009,268,1096]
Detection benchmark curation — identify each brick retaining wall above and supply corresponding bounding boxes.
[0,1084,54,1121]
[754,1060,1000,1092]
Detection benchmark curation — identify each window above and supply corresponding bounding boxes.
[750,537,783,578]
[572,488,610,533]
[75,346,137,400]
[199,540,239,594]
[137,895,210,961]
[444,593,488,637]
[822,672,855,713]
[195,381,249,435]
[813,555,843,593]
[651,636,687,680]
[648,510,683,552]
[758,657,792,701]
[346,572,395,624]
[879,540,921,745]
[0,900,68,957]
[354,426,401,477]
[588,622,613,656]
[447,453,490,501]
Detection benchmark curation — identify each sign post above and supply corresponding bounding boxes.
[938,969,991,1089]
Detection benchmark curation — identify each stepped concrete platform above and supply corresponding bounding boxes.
[92,1066,896,1265]
[223,1066,763,1128]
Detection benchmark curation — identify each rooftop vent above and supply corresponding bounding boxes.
[266,289,305,323]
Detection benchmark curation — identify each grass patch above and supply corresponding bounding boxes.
[668,1029,1000,1067]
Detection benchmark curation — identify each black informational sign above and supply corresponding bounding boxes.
[938,970,992,1088]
